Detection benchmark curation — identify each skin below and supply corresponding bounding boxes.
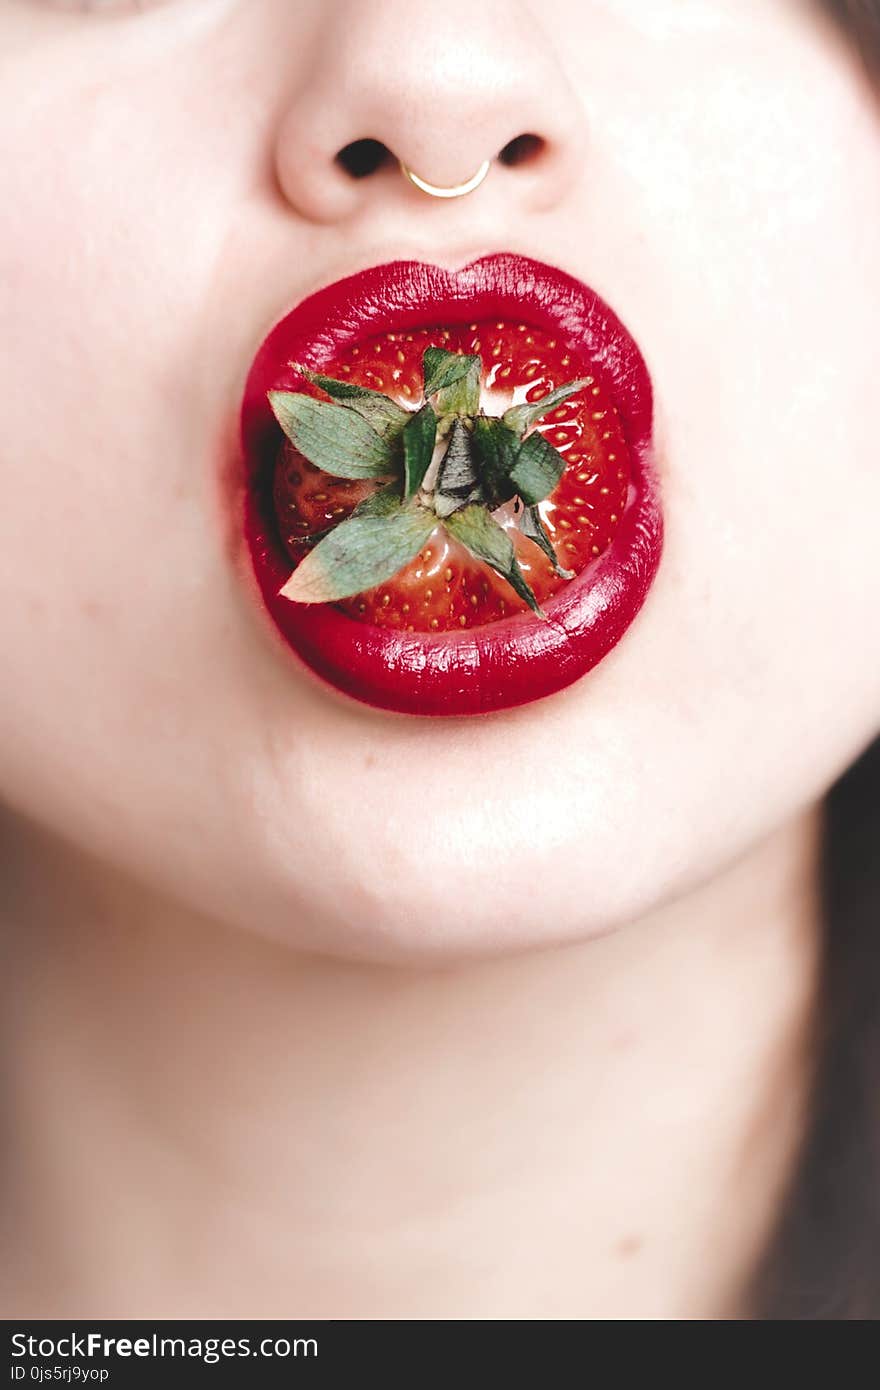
[0,0,877,1317]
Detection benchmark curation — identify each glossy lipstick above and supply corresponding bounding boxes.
[240,253,662,716]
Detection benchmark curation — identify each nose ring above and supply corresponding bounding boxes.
[399,159,491,199]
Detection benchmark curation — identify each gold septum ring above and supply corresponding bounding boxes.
[400,159,492,199]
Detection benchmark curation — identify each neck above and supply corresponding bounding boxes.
[2,808,820,1319]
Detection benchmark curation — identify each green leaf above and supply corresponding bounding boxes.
[502,377,592,435]
[349,484,404,518]
[279,507,438,604]
[471,416,519,505]
[518,504,574,579]
[294,367,378,401]
[402,402,437,500]
[422,347,476,396]
[295,367,410,440]
[268,391,395,480]
[444,505,544,616]
[434,494,467,519]
[508,429,567,505]
[435,358,481,417]
[433,418,482,518]
[422,348,482,417]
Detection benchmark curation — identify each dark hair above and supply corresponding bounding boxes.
[750,737,880,1316]
[822,1,880,80]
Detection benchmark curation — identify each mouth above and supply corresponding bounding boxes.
[239,253,662,717]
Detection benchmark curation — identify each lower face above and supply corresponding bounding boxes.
[1,0,879,961]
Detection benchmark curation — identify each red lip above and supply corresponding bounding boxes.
[240,253,662,716]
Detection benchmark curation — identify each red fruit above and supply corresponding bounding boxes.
[271,320,630,632]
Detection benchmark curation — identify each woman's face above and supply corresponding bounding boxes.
[1,0,878,961]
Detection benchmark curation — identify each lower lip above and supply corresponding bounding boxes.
[240,253,662,717]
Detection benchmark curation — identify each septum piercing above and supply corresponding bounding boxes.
[399,159,492,198]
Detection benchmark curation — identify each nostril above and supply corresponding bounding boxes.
[497,134,546,168]
[336,139,395,179]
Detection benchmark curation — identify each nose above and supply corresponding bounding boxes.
[274,0,583,223]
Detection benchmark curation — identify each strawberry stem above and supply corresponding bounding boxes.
[271,347,589,613]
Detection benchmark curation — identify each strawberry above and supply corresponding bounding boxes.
[269,321,629,632]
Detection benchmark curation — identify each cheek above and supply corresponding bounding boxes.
[579,8,880,734]
[0,37,252,848]
[675,54,880,737]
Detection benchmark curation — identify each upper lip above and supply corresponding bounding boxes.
[238,251,662,716]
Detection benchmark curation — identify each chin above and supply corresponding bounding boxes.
[222,763,648,967]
